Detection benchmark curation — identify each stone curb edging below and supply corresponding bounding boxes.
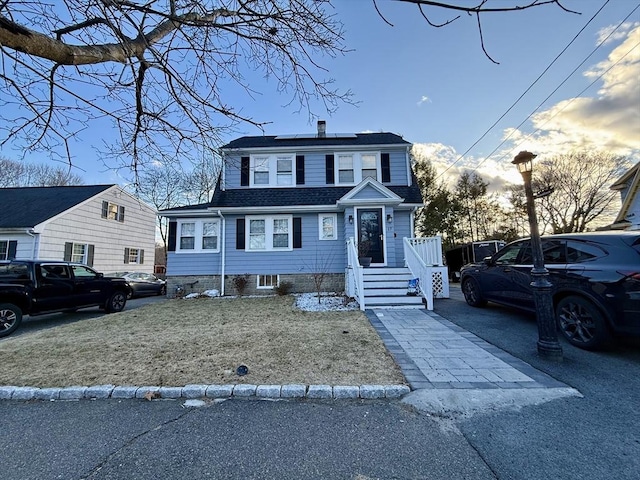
[0,384,410,402]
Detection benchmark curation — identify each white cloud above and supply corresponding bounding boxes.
[417,95,431,106]
[411,142,523,193]
[510,25,640,160]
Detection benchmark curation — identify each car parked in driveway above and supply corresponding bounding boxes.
[460,231,640,350]
[0,260,131,337]
[107,272,166,298]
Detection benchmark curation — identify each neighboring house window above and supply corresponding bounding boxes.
[101,201,125,222]
[0,240,17,260]
[176,220,220,253]
[124,247,144,264]
[334,152,380,185]
[257,274,279,289]
[246,215,292,251]
[319,214,337,240]
[249,154,295,187]
[64,242,94,266]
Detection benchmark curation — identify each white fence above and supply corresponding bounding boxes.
[404,237,449,310]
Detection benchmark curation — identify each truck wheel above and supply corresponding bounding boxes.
[461,278,487,307]
[0,303,23,337]
[105,291,127,313]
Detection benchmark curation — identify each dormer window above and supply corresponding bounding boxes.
[249,154,295,187]
[335,152,381,185]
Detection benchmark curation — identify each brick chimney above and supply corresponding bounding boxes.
[317,120,326,138]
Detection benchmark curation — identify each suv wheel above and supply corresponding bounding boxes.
[462,278,487,307]
[0,303,23,337]
[105,291,127,313]
[556,295,610,350]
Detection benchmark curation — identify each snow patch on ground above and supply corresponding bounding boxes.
[295,293,359,312]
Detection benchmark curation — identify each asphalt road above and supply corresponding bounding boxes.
[1,289,638,479]
[432,285,640,480]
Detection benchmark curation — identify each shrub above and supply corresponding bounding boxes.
[232,274,250,296]
[274,281,293,296]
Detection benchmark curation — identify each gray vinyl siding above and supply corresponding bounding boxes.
[0,233,35,260]
[392,212,413,266]
[36,187,156,273]
[384,150,409,185]
[167,213,346,276]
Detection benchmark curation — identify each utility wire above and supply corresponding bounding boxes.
[470,3,640,174]
[490,40,639,168]
[432,0,610,182]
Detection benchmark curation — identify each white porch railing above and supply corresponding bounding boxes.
[404,237,450,310]
[345,237,366,310]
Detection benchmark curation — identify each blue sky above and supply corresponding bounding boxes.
[3,1,639,190]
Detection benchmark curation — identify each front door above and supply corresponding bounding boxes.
[358,208,384,264]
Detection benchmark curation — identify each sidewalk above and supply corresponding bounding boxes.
[366,308,567,390]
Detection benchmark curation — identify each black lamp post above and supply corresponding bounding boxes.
[512,151,563,361]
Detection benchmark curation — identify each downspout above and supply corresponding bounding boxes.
[218,210,225,296]
[25,228,38,260]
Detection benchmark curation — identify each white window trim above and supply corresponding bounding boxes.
[246,215,293,252]
[0,240,9,260]
[176,219,221,254]
[334,152,381,185]
[249,154,295,187]
[257,274,279,289]
[318,214,338,241]
[71,243,89,264]
[127,247,142,264]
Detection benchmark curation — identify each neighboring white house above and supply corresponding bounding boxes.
[0,184,157,273]
[610,162,640,231]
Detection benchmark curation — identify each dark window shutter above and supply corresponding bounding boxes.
[236,218,246,250]
[7,240,17,260]
[325,154,335,184]
[87,244,94,266]
[101,201,108,218]
[296,155,305,185]
[293,217,302,249]
[167,221,177,252]
[64,242,73,261]
[381,153,391,183]
[118,206,125,222]
[140,249,144,265]
[241,157,250,186]
[124,248,130,264]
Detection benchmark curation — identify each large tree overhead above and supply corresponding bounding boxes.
[532,151,627,233]
[0,1,574,174]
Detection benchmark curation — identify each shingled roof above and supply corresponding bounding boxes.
[222,132,410,150]
[0,185,113,228]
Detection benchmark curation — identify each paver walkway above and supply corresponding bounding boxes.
[366,309,567,390]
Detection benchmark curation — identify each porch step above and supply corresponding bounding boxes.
[361,267,423,309]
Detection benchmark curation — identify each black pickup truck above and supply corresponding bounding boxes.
[0,260,131,338]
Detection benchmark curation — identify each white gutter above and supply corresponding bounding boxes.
[218,210,226,296]
[25,228,38,260]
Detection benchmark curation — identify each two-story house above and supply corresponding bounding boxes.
[161,122,447,308]
[0,184,157,274]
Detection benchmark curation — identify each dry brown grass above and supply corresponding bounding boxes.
[0,296,405,388]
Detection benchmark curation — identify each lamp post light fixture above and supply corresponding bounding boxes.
[512,151,563,361]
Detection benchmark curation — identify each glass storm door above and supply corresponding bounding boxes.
[358,208,384,264]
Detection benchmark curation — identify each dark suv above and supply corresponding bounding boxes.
[460,231,640,350]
